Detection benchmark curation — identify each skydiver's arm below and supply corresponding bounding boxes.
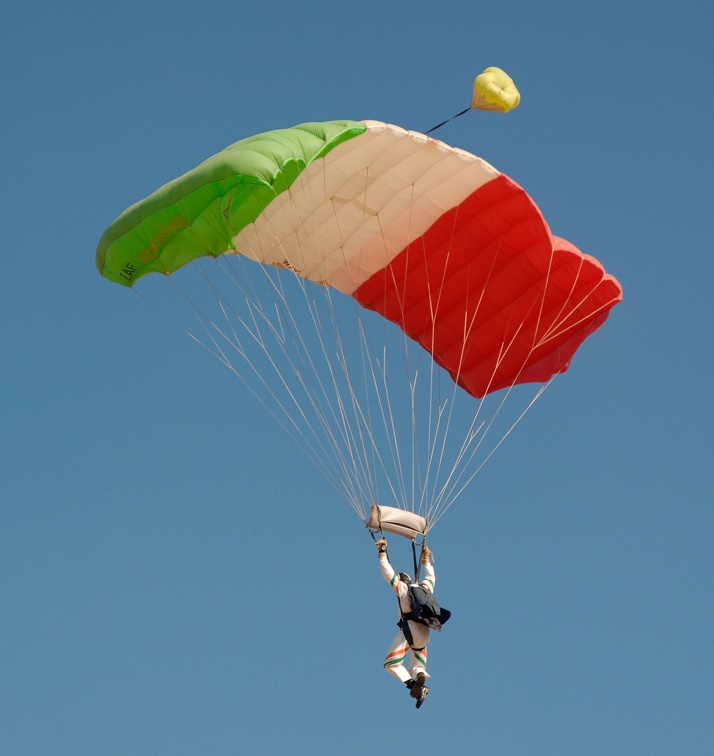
[379,552,395,584]
[379,553,408,597]
[420,560,435,593]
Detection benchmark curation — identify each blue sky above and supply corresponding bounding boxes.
[2,1,713,753]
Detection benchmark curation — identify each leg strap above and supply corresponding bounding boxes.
[398,620,426,652]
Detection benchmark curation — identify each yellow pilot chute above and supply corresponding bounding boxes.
[470,66,520,112]
[426,66,520,133]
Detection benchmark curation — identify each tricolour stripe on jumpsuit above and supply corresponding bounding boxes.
[379,553,435,684]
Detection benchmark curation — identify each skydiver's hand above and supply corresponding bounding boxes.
[375,539,387,555]
[421,546,432,564]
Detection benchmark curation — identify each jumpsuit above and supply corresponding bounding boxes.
[379,552,436,684]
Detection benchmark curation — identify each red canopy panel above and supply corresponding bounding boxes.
[353,174,623,398]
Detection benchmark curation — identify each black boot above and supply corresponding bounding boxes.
[406,672,426,700]
[415,685,429,709]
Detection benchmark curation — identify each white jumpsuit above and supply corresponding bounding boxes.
[379,553,436,684]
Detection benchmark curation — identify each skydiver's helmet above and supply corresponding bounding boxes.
[398,572,412,585]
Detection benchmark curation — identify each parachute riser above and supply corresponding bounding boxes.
[412,540,420,585]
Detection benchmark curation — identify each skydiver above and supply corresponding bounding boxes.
[375,538,435,709]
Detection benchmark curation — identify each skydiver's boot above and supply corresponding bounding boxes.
[415,685,429,709]
[406,672,427,700]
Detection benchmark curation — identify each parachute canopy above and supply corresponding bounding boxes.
[471,67,521,112]
[97,120,621,400]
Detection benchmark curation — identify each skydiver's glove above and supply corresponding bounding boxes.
[421,546,432,564]
[375,539,387,555]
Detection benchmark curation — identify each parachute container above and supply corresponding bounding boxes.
[366,505,428,540]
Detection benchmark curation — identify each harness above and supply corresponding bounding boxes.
[397,604,425,652]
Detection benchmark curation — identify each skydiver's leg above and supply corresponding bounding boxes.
[383,630,412,684]
[409,645,430,680]
[408,622,431,680]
